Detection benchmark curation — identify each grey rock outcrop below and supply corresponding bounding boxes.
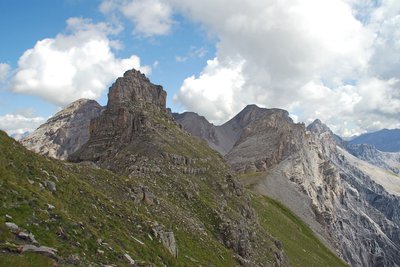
[226,110,400,266]
[151,223,178,258]
[184,106,400,266]
[21,99,102,160]
[173,104,270,155]
[347,143,400,174]
[69,69,168,169]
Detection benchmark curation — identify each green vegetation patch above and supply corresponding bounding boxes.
[252,193,348,267]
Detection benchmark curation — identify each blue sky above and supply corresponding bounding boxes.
[1,0,400,137]
[0,0,216,136]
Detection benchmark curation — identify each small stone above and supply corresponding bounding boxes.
[17,232,38,244]
[51,175,59,182]
[5,222,19,231]
[21,245,57,257]
[46,181,56,192]
[47,204,55,210]
[124,253,135,265]
[5,214,12,220]
[97,249,104,254]
[67,254,81,265]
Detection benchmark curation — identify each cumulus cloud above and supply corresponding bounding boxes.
[0,113,46,137]
[174,57,245,122]
[0,63,10,81]
[100,0,400,136]
[165,0,400,136]
[100,0,174,36]
[11,17,150,106]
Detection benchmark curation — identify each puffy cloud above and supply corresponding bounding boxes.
[100,0,400,136]
[173,57,245,123]
[11,17,150,106]
[0,113,46,137]
[100,0,174,36]
[0,63,10,81]
[166,0,400,136]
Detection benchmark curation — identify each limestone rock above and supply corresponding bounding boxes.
[107,69,166,111]
[5,222,19,231]
[346,143,400,174]
[151,223,178,258]
[69,70,168,169]
[185,105,400,267]
[21,244,57,258]
[21,99,102,160]
[173,104,270,155]
[226,110,400,266]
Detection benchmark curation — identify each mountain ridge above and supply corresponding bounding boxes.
[350,128,400,152]
[21,99,102,160]
[174,106,400,266]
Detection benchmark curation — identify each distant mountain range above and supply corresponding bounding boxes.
[350,128,400,152]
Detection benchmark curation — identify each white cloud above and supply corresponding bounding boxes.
[173,57,245,123]
[0,113,46,136]
[100,0,174,36]
[98,0,400,136]
[0,63,10,81]
[163,0,400,136]
[10,17,150,106]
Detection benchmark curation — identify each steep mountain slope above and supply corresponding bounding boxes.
[172,112,224,153]
[173,105,271,155]
[0,130,247,266]
[21,99,102,160]
[227,115,400,266]
[350,128,400,152]
[347,143,400,174]
[0,129,347,266]
[69,69,291,266]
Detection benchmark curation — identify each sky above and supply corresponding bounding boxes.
[0,0,399,138]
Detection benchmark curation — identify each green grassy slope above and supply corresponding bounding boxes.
[0,128,347,266]
[251,194,348,267]
[0,130,239,266]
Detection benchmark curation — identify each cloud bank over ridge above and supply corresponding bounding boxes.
[103,0,400,136]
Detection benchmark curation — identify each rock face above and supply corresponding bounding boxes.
[107,69,166,111]
[21,99,102,160]
[350,128,400,152]
[184,108,400,267]
[347,143,400,174]
[69,69,168,169]
[173,104,270,155]
[225,108,304,174]
[227,115,400,266]
[69,69,288,266]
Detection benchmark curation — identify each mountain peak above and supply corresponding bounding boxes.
[21,98,102,159]
[107,69,166,111]
[307,119,332,135]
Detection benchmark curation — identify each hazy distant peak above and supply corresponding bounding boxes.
[307,119,332,135]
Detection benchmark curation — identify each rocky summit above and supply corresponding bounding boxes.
[173,104,270,155]
[21,99,102,160]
